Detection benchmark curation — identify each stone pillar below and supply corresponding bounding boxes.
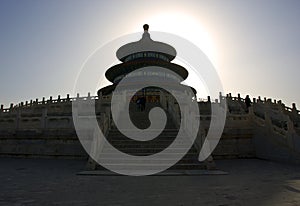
[237,93,241,100]
[207,96,211,102]
[67,94,70,101]
[42,97,45,104]
[57,95,61,102]
[0,104,3,112]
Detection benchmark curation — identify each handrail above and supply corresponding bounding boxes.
[1,92,299,118]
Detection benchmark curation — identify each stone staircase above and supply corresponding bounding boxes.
[95,102,209,173]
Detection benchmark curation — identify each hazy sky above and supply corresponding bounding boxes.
[0,0,300,108]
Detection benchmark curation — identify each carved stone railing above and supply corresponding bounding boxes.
[1,92,299,138]
[0,93,113,136]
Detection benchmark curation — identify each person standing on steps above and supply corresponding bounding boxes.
[140,96,146,111]
[245,95,252,113]
[136,97,141,111]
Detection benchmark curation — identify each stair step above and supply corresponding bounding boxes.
[97,153,199,158]
[101,147,198,153]
[106,144,192,148]
[97,158,199,164]
[92,105,212,171]
[96,163,206,170]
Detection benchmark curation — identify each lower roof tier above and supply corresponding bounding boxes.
[98,83,196,96]
[105,59,188,83]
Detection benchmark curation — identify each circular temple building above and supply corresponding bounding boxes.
[97,24,196,103]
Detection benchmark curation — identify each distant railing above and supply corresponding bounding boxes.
[1,92,299,131]
[0,93,115,113]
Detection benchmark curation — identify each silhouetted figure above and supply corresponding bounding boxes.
[245,95,251,113]
[136,97,141,111]
[140,96,146,111]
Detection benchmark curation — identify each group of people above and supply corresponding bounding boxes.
[136,96,146,111]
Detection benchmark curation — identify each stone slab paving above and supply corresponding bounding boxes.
[0,158,300,206]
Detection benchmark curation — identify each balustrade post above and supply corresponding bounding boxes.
[237,93,241,100]
[207,96,211,102]
[0,104,3,112]
[67,94,70,101]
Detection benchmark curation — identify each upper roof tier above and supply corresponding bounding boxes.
[116,24,177,62]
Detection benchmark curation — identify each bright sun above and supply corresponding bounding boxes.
[132,12,219,100]
[134,12,217,65]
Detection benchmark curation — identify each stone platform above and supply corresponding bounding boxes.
[1,157,300,206]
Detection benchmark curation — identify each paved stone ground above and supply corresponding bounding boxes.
[0,158,300,206]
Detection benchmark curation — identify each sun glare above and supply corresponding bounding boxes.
[132,12,219,100]
[134,12,217,65]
